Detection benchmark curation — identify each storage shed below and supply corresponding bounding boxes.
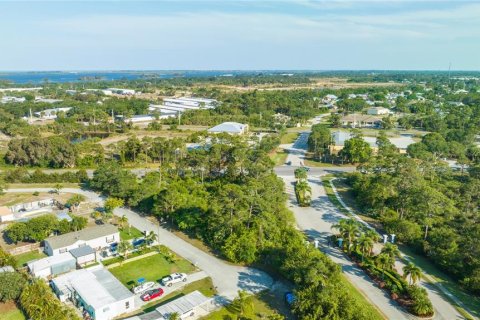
[27,253,76,279]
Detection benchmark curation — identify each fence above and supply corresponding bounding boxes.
[9,243,41,256]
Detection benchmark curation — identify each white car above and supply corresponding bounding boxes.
[161,273,187,287]
[132,281,155,294]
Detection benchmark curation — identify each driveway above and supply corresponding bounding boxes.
[4,188,275,302]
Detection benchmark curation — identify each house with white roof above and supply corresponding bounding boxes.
[44,224,119,256]
[27,252,77,279]
[367,107,390,115]
[52,266,134,320]
[207,122,248,135]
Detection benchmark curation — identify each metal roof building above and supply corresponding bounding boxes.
[207,122,248,135]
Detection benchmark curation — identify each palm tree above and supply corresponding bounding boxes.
[375,253,395,278]
[168,312,180,320]
[381,242,400,259]
[332,218,360,253]
[118,240,133,260]
[356,234,374,261]
[119,215,129,233]
[295,180,312,206]
[145,231,158,246]
[412,298,433,316]
[294,168,308,181]
[232,290,254,317]
[403,262,422,285]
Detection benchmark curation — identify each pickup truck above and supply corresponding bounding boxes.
[161,273,187,287]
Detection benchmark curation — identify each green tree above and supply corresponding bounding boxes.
[295,180,312,207]
[0,272,26,302]
[332,219,360,253]
[340,137,372,164]
[403,262,422,285]
[381,243,400,259]
[232,290,254,318]
[118,240,133,260]
[356,233,374,261]
[104,197,124,213]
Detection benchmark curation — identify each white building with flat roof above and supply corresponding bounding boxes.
[52,266,134,320]
[1,96,26,103]
[208,122,248,135]
[367,107,390,115]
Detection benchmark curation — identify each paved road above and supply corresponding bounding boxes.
[282,176,411,320]
[4,188,275,302]
[278,130,466,320]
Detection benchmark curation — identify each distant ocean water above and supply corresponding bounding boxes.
[0,70,269,84]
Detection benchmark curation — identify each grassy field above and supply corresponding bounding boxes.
[119,226,144,241]
[320,175,350,215]
[109,252,196,288]
[0,192,74,207]
[280,132,299,144]
[202,290,290,320]
[0,302,26,320]
[15,250,47,267]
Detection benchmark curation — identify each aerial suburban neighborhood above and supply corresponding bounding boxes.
[0,1,479,320]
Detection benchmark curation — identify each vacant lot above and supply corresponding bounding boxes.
[0,192,73,207]
[109,252,196,288]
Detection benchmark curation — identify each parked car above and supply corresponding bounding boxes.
[132,281,155,294]
[161,273,187,287]
[286,161,292,165]
[140,288,164,301]
[284,292,296,307]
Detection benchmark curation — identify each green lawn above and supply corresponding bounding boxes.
[340,275,386,320]
[119,226,144,241]
[320,176,350,215]
[280,132,299,144]
[202,290,289,320]
[15,250,47,267]
[109,252,196,288]
[269,149,289,166]
[0,303,26,320]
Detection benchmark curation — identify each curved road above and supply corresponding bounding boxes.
[4,188,275,301]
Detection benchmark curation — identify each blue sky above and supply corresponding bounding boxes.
[0,1,479,71]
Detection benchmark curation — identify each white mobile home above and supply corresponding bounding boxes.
[52,266,134,320]
[44,224,119,256]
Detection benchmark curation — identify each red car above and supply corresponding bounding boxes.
[140,288,164,301]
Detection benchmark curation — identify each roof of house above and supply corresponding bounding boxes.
[341,114,383,123]
[0,206,12,216]
[208,122,247,133]
[156,290,211,317]
[69,245,95,258]
[45,224,118,250]
[27,253,76,272]
[53,266,133,310]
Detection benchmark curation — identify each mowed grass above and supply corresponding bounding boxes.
[280,132,299,144]
[269,149,289,166]
[15,250,47,267]
[0,302,26,320]
[109,253,196,288]
[340,275,386,320]
[119,226,144,241]
[201,290,290,320]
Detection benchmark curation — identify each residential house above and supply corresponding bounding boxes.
[44,224,119,256]
[367,107,390,115]
[52,266,134,320]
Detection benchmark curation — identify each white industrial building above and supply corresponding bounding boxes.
[44,224,119,256]
[27,253,77,279]
[1,96,26,103]
[207,122,248,135]
[107,88,136,95]
[52,266,134,320]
